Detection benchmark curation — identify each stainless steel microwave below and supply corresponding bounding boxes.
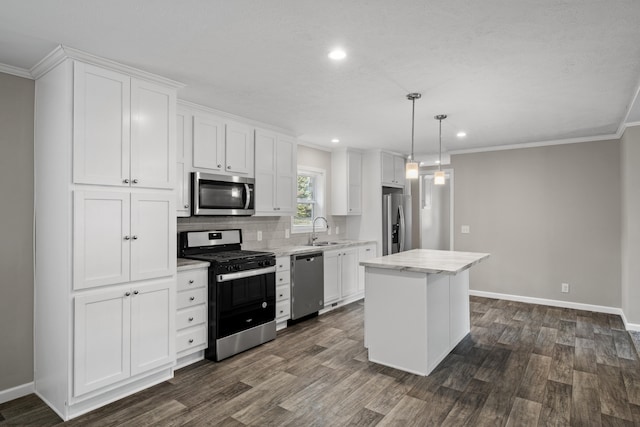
[191,172,255,216]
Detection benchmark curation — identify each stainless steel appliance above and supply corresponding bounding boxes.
[382,189,412,255]
[191,172,254,216]
[178,229,276,361]
[291,252,324,321]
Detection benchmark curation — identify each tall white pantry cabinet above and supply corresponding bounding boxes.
[33,47,182,421]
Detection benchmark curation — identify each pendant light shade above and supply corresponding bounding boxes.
[434,114,447,186]
[405,93,421,179]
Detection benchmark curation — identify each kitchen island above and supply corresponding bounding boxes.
[360,249,489,376]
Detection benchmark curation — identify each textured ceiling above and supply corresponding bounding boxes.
[1,0,640,160]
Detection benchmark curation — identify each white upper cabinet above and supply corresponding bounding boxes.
[254,129,297,216]
[176,109,192,217]
[381,152,406,187]
[73,62,175,189]
[193,112,254,177]
[331,149,362,215]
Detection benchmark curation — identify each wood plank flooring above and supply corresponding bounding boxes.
[2,296,640,426]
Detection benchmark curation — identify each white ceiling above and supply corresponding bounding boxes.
[2,0,640,160]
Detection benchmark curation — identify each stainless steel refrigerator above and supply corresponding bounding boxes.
[382,191,412,255]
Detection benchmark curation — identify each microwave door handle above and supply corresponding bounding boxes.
[244,183,251,209]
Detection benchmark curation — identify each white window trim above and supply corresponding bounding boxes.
[292,165,326,234]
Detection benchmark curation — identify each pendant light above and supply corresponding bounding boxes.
[434,114,447,185]
[405,93,421,179]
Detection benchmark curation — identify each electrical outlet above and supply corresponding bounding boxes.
[461,225,470,234]
[257,230,262,241]
[327,226,332,235]
[561,283,569,293]
[335,226,340,234]
[285,228,290,239]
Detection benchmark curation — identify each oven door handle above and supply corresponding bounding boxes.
[217,265,276,282]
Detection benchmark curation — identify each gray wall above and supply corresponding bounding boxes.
[0,72,34,390]
[621,126,640,323]
[452,140,621,308]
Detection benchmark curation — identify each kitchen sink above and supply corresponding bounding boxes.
[308,241,340,247]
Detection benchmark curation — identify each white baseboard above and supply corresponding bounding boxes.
[0,382,34,404]
[469,290,640,331]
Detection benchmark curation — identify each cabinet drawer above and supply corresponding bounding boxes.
[276,284,290,302]
[177,268,207,291]
[275,256,290,272]
[176,325,207,353]
[276,270,290,286]
[177,305,206,330]
[276,300,290,320]
[177,288,206,309]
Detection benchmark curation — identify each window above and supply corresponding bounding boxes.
[293,166,325,232]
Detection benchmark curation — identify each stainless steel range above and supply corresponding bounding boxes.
[178,229,276,361]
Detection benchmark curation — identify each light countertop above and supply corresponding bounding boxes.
[360,249,490,275]
[177,258,210,271]
[265,240,377,257]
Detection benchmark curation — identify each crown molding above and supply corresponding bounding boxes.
[30,45,184,88]
[0,62,33,79]
[178,99,296,137]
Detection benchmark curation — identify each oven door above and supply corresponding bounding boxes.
[214,266,276,338]
[192,172,255,216]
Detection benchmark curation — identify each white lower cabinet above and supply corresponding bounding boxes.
[275,256,291,329]
[323,248,358,305]
[176,267,208,365]
[73,279,175,396]
[357,244,377,293]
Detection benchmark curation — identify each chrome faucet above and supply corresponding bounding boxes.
[310,216,328,244]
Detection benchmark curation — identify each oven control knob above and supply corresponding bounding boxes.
[234,265,241,271]
[262,302,267,308]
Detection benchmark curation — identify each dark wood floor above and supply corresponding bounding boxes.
[2,296,640,426]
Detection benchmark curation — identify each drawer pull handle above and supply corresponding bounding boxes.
[125,292,131,297]
[133,290,139,295]
[188,317,194,322]
[190,296,195,301]
[188,338,194,344]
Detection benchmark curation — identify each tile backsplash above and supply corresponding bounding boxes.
[177,215,347,252]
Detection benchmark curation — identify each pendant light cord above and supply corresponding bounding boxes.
[410,98,415,161]
[438,117,442,171]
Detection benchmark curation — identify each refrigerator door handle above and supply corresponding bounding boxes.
[398,204,406,252]
[386,196,393,255]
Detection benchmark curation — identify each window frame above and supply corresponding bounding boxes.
[292,166,326,234]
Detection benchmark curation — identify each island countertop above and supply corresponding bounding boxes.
[360,249,490,275]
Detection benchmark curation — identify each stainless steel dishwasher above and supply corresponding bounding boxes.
[291,252,324,321]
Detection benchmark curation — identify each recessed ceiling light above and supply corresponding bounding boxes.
[435,160,441,164]
[457,131,467,138]
[331,138,340,143]
[328,49,346,60]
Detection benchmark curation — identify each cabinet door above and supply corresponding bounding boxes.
[130,79,176,189]
[254,129,276,214]
[323,250,341,305]
[130,193,175,282]
[347,151,362,214]
[74,191,130,290]
[176,110,192,216]
[73,62,130,186]
[393,155,406,187]
[193,113,224,171]
[340,249,359,298]
[276,136,297,215]
[381,152,395,185]
[225,121,254,175]
[130,279,175,375]
[357,244,376,292]
[74,287,131,396]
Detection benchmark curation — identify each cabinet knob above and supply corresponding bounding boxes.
[188,316,194,322]
[217,164,222,168]
[279,293,283,297]
[132,235,138,240]
[123,178,130,184]
[279,278,283,282]
[125,292,131,296]
[227,166,231,169]
[184,204,190,209]
[190,296,195,301]
[189,279,194,284]
[188,338,194,344]
[132,179,139,184]
[133,290,139,295]
[124,235,131,240]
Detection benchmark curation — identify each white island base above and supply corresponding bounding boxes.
[362,249,489,376]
